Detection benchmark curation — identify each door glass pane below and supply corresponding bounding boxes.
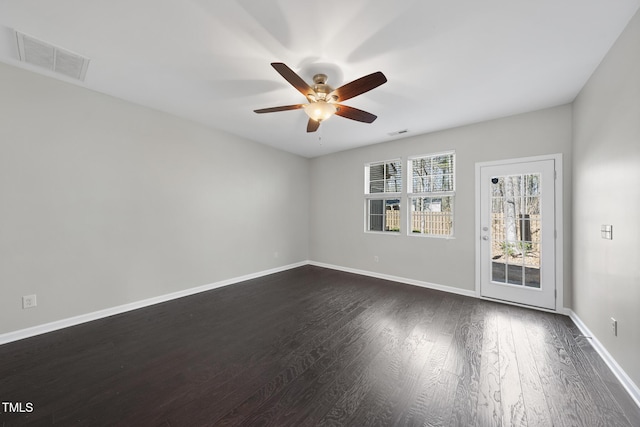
[490,173,541,289]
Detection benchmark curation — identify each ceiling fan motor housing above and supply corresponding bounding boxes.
[311,74,333,101]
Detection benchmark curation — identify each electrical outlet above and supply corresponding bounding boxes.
[22,295,37,309]
[611,317,617,336]
[374,255,379,263]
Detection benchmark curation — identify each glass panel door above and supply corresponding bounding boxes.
[479,159,556,310]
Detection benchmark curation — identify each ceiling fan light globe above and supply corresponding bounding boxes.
[303,101,337,122]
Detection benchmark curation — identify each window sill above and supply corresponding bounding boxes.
[364,230,402,235]
[408,233,456,239]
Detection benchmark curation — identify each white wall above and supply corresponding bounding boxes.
[573,9,640,387]
[310,105,572,300]
[1,12,637,395]
[0,62,309,334]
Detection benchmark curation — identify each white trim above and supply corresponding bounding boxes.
[568,310,640,409]
[554,154,564,312]
[407,233,456,240]
[0,261,308,345]
[474,153,564,312]
[308,261,476,298]
[478,296,567,316]
[364,192,402,199]
[475,161,482,297]
[407,149,456,161]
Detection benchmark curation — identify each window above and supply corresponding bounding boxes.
[365,159,402,232]
[408,152,455,236]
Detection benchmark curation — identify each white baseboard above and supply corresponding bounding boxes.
[0,261,308,345]
[4,261,637,411]
[568,310,640,409]
[1,261,473,346]
[310,262,639,409]
[308,261,477,298]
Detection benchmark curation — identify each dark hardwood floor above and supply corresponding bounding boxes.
[1,266,639,426]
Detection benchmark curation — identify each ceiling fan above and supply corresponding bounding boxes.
[254,62,387,133]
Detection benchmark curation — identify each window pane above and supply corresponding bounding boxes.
[410,196,453,236]
[366,160,402,194]
[442,174,454,191]
[385,179,401,192]
[386,199,401,208]
[370,180,385,193]
[367,199,400,233]
[368,199,385,232]
[385,199,400,232]
[412,176,430,192]
[525,174,540,196]
[525,196,540,215]
[432,173,454,192]
[491,176,504,196]
[410,153,454,193]
[369,163,385,181]
[492,197,504,214]
[369,215,383,231]
[369,199,384,215]
[385,161,402,192]
[412,158,430,192]
[434,155,453,174]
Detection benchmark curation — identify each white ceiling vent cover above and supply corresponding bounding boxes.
[15,31,90,81]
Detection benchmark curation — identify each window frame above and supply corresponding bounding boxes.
[364,158,402,234]
[407,151,456,238]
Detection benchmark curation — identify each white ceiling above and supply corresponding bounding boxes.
[1,1,638,158]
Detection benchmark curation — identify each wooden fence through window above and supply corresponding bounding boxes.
[384,212,541,239]
[385,211,453,235]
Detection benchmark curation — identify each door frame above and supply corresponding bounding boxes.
[475,154,564,312]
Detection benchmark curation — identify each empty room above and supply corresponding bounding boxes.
[1,1,640,426]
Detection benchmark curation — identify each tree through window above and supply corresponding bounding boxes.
[408,152,455,236]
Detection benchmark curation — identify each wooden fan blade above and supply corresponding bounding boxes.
[307,119,320,133]
[335,104,378,123]
[331,71,387,102]
[254,104,304,114]
[271,62,315,100]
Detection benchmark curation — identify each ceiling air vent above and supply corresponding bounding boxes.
[15,31,90,81]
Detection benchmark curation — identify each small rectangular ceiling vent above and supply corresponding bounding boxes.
[15,31,90,81]
[388,129,409,136]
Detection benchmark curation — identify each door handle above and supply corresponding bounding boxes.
[482,235,489,241]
